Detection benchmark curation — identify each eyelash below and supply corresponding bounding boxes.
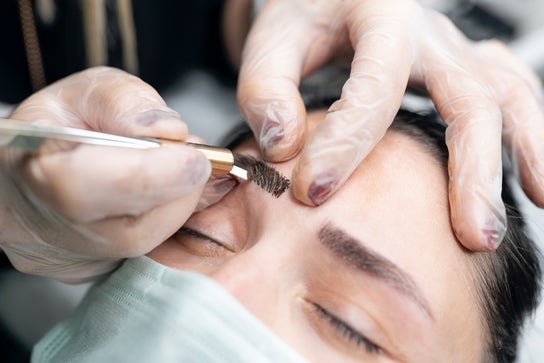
[312,303,382,355]
[177,227,228,250]
[179,228,218,243]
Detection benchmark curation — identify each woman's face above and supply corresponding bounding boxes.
[148,110,485,362]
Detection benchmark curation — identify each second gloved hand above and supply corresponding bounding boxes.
[236,0,544,251]
[0,67,234,283]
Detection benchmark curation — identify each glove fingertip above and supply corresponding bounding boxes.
[449,192,507,252]
[291,157,340,207]
[259,107,307,162]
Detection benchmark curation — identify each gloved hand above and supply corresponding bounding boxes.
[236,0,544,251]
[0,67,234,283]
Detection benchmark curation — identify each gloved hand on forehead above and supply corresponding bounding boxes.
[236,0,544,251]
[0,67,234,283]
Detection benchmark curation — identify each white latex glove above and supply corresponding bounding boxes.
[0,67,235,283]
[237,0,544,251]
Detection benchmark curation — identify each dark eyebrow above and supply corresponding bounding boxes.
[319,223,434,319]
[234,154,290,197]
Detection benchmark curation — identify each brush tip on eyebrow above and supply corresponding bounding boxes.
[234,153,291,197]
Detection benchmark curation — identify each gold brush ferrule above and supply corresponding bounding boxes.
[186,142,233,174]
[186,142,248,180]
[151,139,247,180]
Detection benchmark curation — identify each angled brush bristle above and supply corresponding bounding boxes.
[233,154,290,197]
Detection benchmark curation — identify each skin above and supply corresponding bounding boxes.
[147,110,486,362]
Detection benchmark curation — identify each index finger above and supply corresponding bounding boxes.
[292,1,416,205]
[12,67,188,141]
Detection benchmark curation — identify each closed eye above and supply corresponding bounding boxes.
[312,303,382,355]
[175,227,233,256]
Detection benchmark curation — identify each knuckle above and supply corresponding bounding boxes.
[503,74,537,99]
[113,218,148,256]
[463,103,500,124]
[478,38,509,55]
[439,93,499,125]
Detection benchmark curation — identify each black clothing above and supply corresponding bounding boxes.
[0,0,236,104]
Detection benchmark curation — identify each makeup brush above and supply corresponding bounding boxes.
[181,144,290,197]
[148,142,291,197]
[185,142,249,180]
[0,118,291,197]
[233,154,290,198]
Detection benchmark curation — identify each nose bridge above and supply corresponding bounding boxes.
[210,242,284,327]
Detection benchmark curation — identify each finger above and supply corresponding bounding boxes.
[84,185,206,258]
[24,144,211,223]
[238,2,320,161]
[186,134,207,144]
[292,1,415,205]
[474,39,544,206]
[491,73,544,207]
[477,39,543,96]
[188,133,238,210]
[12,66,188,140]
[505,96,544,207]
[426,62,506,251]
[196,175,237,211]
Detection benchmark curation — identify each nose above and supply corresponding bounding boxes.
[210,244,285,329]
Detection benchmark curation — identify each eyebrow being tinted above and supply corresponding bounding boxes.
[319,223,434,319]
[234,154,290,197]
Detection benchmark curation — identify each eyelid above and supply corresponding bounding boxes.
[302,297,392,359]
[311,302,382,355]
[177,227,235,253]
[182,195,248,254]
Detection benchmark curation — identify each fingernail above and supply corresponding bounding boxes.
[196,175,236,211]
[259,119,285,153]
[308,173,337,205]
[482,214,507,251]
[208,175,237,194]
[136,109,181,126]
